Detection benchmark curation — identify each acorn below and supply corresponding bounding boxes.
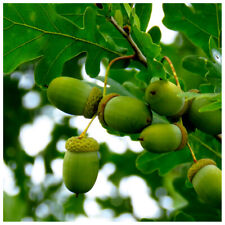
[98,93,152,133]
[139,123,188,153]
[63,136,99,195]
[47,77,102,118]
[145,80,186,117]
[188,159,221,206]
[188,94,221,135]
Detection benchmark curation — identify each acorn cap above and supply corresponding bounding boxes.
[65,136,99,152]
[174,123,188,150]
[97,93,120,127]
[188,158,217,182]
[84,87,103,118]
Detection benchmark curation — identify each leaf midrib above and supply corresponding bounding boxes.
[3,16,123,57]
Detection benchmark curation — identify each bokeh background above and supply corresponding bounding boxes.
[3,3,215,222]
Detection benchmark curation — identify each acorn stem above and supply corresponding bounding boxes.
[162,56,181,89]
[78,114,97,139]
[187,142,198,163]
[103,54,135,97]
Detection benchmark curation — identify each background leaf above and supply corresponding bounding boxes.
[135,3,152,32]
[163,3,221,55]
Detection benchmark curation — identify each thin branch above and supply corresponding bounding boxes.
[78,114,97,139]
[109,16,147,66]
[162,56,181,89]
[103,54,135,96]
[187,142,198,163]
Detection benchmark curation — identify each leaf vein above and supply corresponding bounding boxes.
[3,16,122,57]
[3,33,45,57]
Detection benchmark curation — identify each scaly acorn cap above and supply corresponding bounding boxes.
[83,87,103,118]
[97,93,120,127]
[174,123,188,150]
[188,158,216,183]
[65,136,99,152]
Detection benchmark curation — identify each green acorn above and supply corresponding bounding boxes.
[98,93,152,133]
[145,80,186,117]
[188,159,221,206]
[188,94,221,135]
[47,77,102,118]
[139,123,188,153]
[63,136,99,195]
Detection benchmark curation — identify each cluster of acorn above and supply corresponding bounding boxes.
[47,76,221,205]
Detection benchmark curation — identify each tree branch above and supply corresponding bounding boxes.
[109,16,147,66]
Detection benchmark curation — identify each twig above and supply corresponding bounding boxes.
[78,114,97,139]
[103,54,135,96]
[109,16,147,66]
[162,56,181,89]
[187,142,198,163]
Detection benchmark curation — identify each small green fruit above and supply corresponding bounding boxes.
[145,80,186,117]
[139,123,188,153]
[188,159,221,206]
[47,77,102,118]
[63,136,99,194]
[98,94,152,133]
[188,94,221,135]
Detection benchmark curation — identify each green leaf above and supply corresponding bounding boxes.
[135,3,152,32]
[132,26,161,61]
[130,8,140,30]
[198,93,221,112]
[123,81,145,100]
[149,60,166,79]
[61,53,84,79]
[148,26,161,44]
[163,3,221,55]
[209,35,221,63]
[54,3,95,28]
[111,4,124,27]
[182,56,208,77]
[171,211,195,221]
[107,68,138,84]
[172,177,221,221]
[199,101,221,112]
[136,148,192,175]
[3,4,124,87]
[123,3,132,18]
[4,193,27,221]
[182,55,221,91]
[199,83,215,93]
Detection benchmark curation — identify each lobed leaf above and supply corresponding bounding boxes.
[3,4,127,87]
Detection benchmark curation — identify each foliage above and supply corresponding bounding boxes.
[3,3,221,222]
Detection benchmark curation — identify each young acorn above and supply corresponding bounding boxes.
[63,136,99,195]
[188,94,221,135]
[47,77,102,118]
[139,123,188,153]
[98,93,152,133]
[145,80,187,117]
[188,158,221,206]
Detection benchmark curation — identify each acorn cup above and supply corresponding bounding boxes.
[145,80,187,117]
[98,93,152,133]
[187,94,221,136]
[63,136,99,195]
[47,77,102,118]
[188,159,222,206]
[139,123,188,153]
